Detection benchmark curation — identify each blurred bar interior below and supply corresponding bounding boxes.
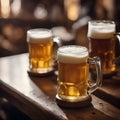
[0,0,120,57]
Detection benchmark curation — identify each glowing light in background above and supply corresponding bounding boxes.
[34,4,48,19]
[11,0,21,16]
[64,0,80,21]
[1,0,10,18]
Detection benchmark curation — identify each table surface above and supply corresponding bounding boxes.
[0,53,120,120]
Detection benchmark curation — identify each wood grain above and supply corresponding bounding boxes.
[0,53,120,120]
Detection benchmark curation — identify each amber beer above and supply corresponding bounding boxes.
[56,45,102,103]
[57,46,89,101]
[87,20,116,75]
[27,29,53,74]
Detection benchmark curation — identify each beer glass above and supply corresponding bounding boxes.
[87,20,116,76]
[56,45,102,107]
[27,28,61,75]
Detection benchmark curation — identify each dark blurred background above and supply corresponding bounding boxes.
[0,0,120,120]
[0,0,120,57]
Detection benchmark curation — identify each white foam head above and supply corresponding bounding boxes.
[87,21,115,39]
[57,45,88,64]
[27,28,52,43]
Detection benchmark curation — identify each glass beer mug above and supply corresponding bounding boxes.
[27,28,61,76]
[87,20,120,76]
[56,45,102,107]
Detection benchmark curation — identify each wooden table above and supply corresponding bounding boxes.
[0,53,120,120]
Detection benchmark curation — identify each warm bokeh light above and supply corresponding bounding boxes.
[11,0,21,16]
[34,4,48,19]
[1,0,10,18]
[64,0,80,21]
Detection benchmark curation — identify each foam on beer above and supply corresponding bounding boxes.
[87,22,115,39]
[58,46,88,64]
[27,29,52,43]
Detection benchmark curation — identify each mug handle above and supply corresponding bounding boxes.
[114,33,120,65]
[114,33,120,56]
[53,36,62,59]
[53,36,62,47]
[53,37,62,67]
[88,56,102,94]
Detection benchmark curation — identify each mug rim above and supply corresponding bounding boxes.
[27,28,53,43]
[88,20,115,25]
[58,45,88,55]
[27,28,52,34]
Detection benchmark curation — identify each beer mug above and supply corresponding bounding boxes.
[87,20,118,76]
[56,45,102,107]
[27,28,61,75]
